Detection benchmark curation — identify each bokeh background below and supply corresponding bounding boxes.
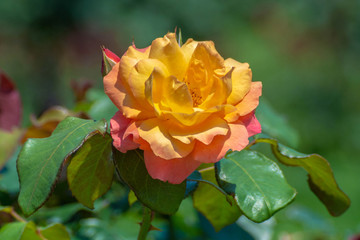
[1,0,359,239]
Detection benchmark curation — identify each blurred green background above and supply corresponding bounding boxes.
[1,0,359,239]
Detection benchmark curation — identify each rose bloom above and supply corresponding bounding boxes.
[104,33,262,184]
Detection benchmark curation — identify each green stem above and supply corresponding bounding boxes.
[138,206,153,240]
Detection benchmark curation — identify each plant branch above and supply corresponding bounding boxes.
[138,206,154,240]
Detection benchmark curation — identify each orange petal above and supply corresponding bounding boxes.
[138,118,195,160]
[144,150,201,184]
[104,59,155,120]
[168,117,229,145]
[225,81,262,122]
[192,122,249,163]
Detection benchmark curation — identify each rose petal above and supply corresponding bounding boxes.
[149,33,187,80]
[225,81,262,122]
[224,58,252,105]
[241,112,261,137]
[138,118,195,160]
[192,122,249,163]
[144,150,201,184]
[104,60,155,119]
[110,111,139,152]
[168,117,229,145]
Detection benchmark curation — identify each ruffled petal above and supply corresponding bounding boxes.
[168,117,229,145]
[192,122,249,163]
[225,81,262,122]
[144,150,201,184]
[224,58,252,105]
[149,33,187,80]
[110,111,139,153]
[138,118,195,160]
[240,112,261,137]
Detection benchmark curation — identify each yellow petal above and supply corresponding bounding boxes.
[224,58,252,105]
[149,33,187,81]
[127,58,168,112]
[125,45,150,59]
[198,68,233,109]
[168,117,229,145]
[138,118,195,160]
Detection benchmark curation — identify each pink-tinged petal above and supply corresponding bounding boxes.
[138,118,195,160]
[123,121,151,151]
[235,81,262,116]
[240,112,261,137]
[192,123,249,163]
[132,43,150,53]
[144,150,201,184]
[110,111,139,153]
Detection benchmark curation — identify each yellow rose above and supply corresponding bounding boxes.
[104,33,262,184]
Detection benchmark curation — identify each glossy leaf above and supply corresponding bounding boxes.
[40,223,71,240]
[67,133,114,209]
[113,149,186,215]
[216,150,296,222]
[0,71,22,132]
[17,117,107,216]
[193,168,241,231]
[252,137,350,216]
[256,98,299,147]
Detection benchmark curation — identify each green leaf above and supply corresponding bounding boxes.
[113,149,186,215]
[256,98,299,147]
[17,117,107,216]
[21,221,42,240]
[0,222,27,240]
[67,133,114,209]
[216,150,296,222]
[252,138,350,216]
[0,222,42,240]
[193,168,241,231]
[40,223,71,240]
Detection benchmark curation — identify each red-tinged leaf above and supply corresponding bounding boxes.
[0,71,22,131]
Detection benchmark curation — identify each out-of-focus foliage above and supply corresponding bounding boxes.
[0,0,359,239]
